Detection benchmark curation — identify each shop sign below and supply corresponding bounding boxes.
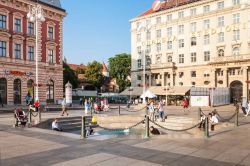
[4,70,33,76]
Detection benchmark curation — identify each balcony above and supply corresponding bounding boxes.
[211,54,250,64]
[150,62,175,69]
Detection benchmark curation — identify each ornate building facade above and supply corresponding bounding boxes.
[130,0,250,101]
[0,0,66,105]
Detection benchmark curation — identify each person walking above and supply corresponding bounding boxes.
[148,101,155,121]
[61,98,68,116]
[241,97,248,115]
[158,99,165,122]
[245,99,250,116]
[84,99,88,114]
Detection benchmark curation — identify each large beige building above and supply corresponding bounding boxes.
[130,0,250,101]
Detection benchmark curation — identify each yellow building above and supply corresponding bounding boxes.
[130,0,250,101]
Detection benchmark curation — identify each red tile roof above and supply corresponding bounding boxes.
[68,64,86,71]
[139,0,201,17]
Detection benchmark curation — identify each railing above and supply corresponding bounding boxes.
[211,54,250,63]
[150,62,174,69]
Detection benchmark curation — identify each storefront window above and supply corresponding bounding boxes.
[14,79,21,104]
[46,79,54,103]
[0,78,7,104]
[27,79,34,101]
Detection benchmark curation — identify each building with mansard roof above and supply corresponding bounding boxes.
[130,0,250,101]
[0,0,66,105]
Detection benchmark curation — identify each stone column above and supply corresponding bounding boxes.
[161,72,165,87]
[222,68,228,87]
[242,67,248,99]
[169,72,173,86]
[210,69,216,87]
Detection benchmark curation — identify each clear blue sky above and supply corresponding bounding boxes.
[60,0,153,65]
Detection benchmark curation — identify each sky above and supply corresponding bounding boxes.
[60,0,154,65]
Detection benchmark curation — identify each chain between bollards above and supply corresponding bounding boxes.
[81,116,86,139]
[205,116,209,138]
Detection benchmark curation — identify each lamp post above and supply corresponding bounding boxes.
[137,20,151,104]
[27,4,45,103]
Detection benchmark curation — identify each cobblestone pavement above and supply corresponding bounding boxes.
[0,105,250,166]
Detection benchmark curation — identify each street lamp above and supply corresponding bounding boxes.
[137,20,151,104]
[27,4,45,103]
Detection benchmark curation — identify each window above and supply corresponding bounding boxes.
[157,43,161,52]
[191,82,196,86]
[156,29,161,38]
[204,35,210,45]
[204,73,210,77]
[191,71,196,77]
[46,80,54,102]
[178,11,184,19]
[156,54,161,64]
[217,1,224,9]
[137,46,141,54]
[190,22,196,32]
[146,56,151,66]
[179,39,184,48]
[146,31,151,40]
[28,46,34,61]
[179,72,184,78]
[167,55,172,62]
[14,44,21,59]
[203,5,210,13]
[167,14,172,21]
[178,25,184,35]
[14,18,21,32]
[191,37,196,46]
[167,27,172,36]
[191,52,196,62]
[137,75,141,80]
[179,82,183,86]
[233,30,240,40]
[146,45,151,53]
[218,49,224,57]
[167,41,172,49]
[179,54,184,63]
[190,8,196,16]
[0,14,7,29]
[218,32,224,42]
[218,16,224,27]
[48,49,53,63]
[232,0,240,5]
[48,26,54,39]
[28,22,34,35]
[203,19,210,29]
[233,13,240,24]
[204,51,210,61]
[137,59,142,68]
[156,17,161,24]
[233,47,240,55]
[137,34,141,42]
[0,41,6,57]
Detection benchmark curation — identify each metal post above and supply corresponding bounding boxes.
[29,110,32,125]
[198,107,201,120]
[38,108,41,123]
[118,105,120,116]
[145,115,150,138]
[235,107,239,127]
[81,116,86,139]
[205,116,209,138]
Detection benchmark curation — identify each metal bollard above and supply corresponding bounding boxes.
[198,107,201,120]
[118,106,121,116]
[145,116,150,138]
[29,110,32,125]
[205,116,209,138]
[81,116,86,139]
[38,109,41,123]
[235,108,239,127]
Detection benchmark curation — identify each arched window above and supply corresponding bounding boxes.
[232,47,240,56]
[46,79,54,103]
[218,49,224,57]
[27,79,34,100]
[156,54,161,64]
[167,56,172,62]
[13,79,21,104]
[0,78,7,104]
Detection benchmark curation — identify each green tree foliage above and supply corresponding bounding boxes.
[85,61,104,89]
[63,61,78,89]
[109,53,131,92]
[75,67,85,75]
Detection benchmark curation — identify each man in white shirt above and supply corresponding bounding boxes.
[52,119,62,131]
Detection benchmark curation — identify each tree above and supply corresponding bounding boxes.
[109,53,131,92]
[63,61,78,89]
[85,61,104,89]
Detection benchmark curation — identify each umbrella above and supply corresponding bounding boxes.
[140,90,157,98]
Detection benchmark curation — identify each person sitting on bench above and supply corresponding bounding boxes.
[150,126,160,135]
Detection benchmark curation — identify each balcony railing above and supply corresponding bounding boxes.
[150,62,175,69]
[211,54,250,63]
